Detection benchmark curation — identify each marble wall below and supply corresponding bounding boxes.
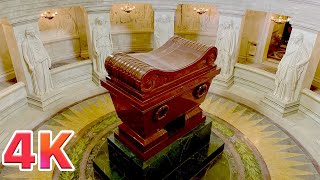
[239,10,267,63]
[174,4,219,46]
[38,6,88,63]
[0,22,14,82]
[110,3,154,52]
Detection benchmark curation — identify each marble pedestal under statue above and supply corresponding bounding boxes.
[95,36,224,179]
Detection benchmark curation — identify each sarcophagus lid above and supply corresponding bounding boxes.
[105,36,218,100]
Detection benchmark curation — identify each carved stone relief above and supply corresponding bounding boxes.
[154,14,173,48]
[38,7,79,36]
[274,32,311,102]
[92,17,113,74]
[22,27,53,96]
[110,4,154,32]
[215,19,237,78]
[175,4,219,33]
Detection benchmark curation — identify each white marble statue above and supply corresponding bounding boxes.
[22,27,53,96]
[274,32,309,102]
[215,19,237,78]
[92,17,113,74]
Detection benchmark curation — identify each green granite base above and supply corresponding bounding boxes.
[93,118,224,180]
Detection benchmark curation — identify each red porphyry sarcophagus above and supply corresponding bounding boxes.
[101,36,220,160]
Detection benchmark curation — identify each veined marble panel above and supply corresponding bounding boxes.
[110,4,154,52]
[111,31,153,52]
[110,3,153,32]
[41,32,81,63]
[174,4,218,46]
[175,4,219,33]
[51,60,92,89]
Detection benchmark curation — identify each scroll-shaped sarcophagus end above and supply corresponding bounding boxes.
[101,36,220,160]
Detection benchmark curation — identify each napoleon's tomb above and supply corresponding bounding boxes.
[0,1,320,179]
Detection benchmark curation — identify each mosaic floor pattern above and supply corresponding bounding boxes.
[0,93,319,180]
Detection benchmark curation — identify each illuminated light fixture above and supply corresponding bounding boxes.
[41,10,58,20]
[271,15,290,24]
[121,4,135,13]
[193,7,209,15]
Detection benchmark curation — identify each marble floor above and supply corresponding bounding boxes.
[202,94,320,180]
[0,93,319,179]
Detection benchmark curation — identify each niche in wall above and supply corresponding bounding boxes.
[110,3,154,53]
[239,10,267,64]
[266,18,291,62]
[0,19,16,89]
[38,6,88,67]
[238,11,290,74]
[174,4,219,46]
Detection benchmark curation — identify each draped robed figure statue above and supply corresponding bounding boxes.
[274,32,310,102]
[215,19,237,78]
[22,26,53,96]
[92,17,113,75]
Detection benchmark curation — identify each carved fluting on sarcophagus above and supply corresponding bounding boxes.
[171,36,210,52]
[105,53,154,91]
[101,36,220,160]
[105,36,218,95]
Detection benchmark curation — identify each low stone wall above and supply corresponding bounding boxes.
[300,89,320,124]
[0,82,27,121]
[42,34,81,64]
[51,60,93,89]
[234,63,275,94]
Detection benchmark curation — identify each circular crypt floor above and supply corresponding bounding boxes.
[0,93,319,180]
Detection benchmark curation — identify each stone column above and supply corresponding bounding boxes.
[211,9,245,89]
[84,5,113,85]
[2,16,61,110]
[262,19,320,117]
[152,3,177,49]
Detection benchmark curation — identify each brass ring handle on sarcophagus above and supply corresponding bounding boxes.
[194,83,208,99]
[154,104,169,121]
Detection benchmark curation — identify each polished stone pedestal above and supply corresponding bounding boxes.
[93,119,224,180]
